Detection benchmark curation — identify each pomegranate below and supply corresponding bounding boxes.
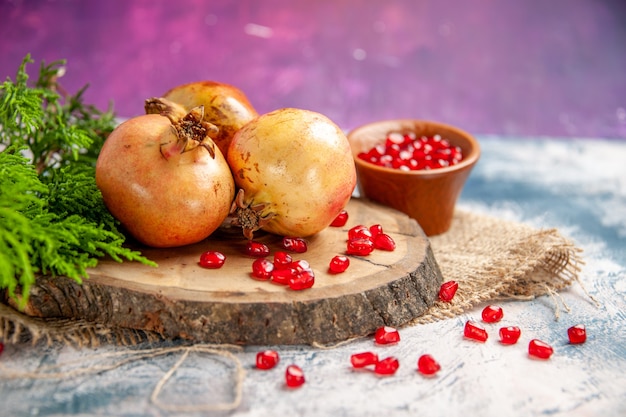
[228,108,357,239]
[152,81,258,158]
[96,101,235,248]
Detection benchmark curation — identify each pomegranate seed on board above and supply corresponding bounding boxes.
[285,365,305,387]
[251,258,274,280]
[528,339,554,359]
[282,237,308,253]
[271,267,296,285]
[199,251,226,269]
[273,251,293,270]
[499,326,521,345]
[464,321,488,342]
[373,233,396,251]
[330,210,349,227]
[481,305,504,323]
[439,281,458,302]
[245,241,270,257]
[374,357,400,375]
[348,225,373,241]
[369,224,383,238]
[288,269,315,290]
[417,354,441,376]
[350,352,379,368]
[346,238,374,256]
[375,326,400,344]
[568,324,587,344]
[256,350,280,370]
[329,255,350,273]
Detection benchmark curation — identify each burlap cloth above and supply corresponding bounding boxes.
[0,209,585,348]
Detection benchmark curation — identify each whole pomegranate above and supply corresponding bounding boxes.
[154,81,258,158]
[96,101,235,248]
[228,108,357,239]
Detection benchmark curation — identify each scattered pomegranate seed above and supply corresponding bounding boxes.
[499,326,521,345]
[285,365,305,387]
[348,225,373,240]
[346,238,374,256]
[528,339,554,359]
[289,269,315,290]
[374,326,401,345]
[256,350,280,370]
[358,133,463,171]
[290,259,311,272]
[567,324,587,344]
[245,241,270,257]
[373,233,396,251]
[369,224,383,237]
[417,354,441,376]
[350,351,379,368]
[464,321,488,342]
[0,342,4,356]
[330,210,349,227]
[199,251,226,269]
[273,251,293,270]
[282,237,308,253]
[251,258,274,280]
[374,357,400,375]
[329,255,350,273]
[481,305,504,323]
[439,281,458,302]
[271,267,296,285]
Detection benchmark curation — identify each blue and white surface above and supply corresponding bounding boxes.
[1,136,625,416]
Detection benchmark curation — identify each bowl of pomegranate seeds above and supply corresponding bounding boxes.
[347,119,480,236]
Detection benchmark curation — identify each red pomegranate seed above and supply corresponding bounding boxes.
[369,224,383,237]
[289,269,315,290]
[290,259,311,272]
[481,305,504,323]
[285,365,305,387]
[417,354,441,376]
[374,326,400,344]
[567,324,587,344]
[374,357,399,375]
[330,210,349,227]
[499,326,521,345]
[528,339,553,359]
[439,281,458,302]
[464,321,488,342]
[199,251,226,269]
[0,342,4,356]
[373,233,396,251]
[273,251,292,270]
[256,350,279,370]
[329,255,350,273]
[346,238,374,256]
[350,351,379,368]
[282,236,308,253]
[348,225,373,240]
[271,267,296,285]
[245,240,270,257]
[251,258,274,280]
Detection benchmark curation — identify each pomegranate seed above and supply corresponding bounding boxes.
[373,233,396,251]
[273,251,292,270]
[0,342,3,356]
[290,259,311,272]
[481,305,504,323]
[374,326,400,344]
[439,281,458,302]
[256,350,279,370]
[271,267,296,285]
[464,321,488,342]
[348,225,373,240]
[374,357,399,375]
[528,339,553,359]
[282,237,308,253]
[567,324,587,344]
[350,351,379,368]
[499,326,521,345]
[330,210,349,227]
[288,269,315,290]
[369,224,383,237]
[251,258,274,280]
[199,251,226,269]
[245,241,270,257]
[346,238,374,256]
[285,365,305,387]
[417,354,441,376]
[329,255,350,273]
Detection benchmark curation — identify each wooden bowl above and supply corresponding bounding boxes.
[347,119,480,236]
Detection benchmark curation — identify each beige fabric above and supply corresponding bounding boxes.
[0,209,584,347]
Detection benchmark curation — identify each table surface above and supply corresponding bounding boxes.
[1,135,625,417]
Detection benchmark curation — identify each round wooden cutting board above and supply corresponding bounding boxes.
[18,198,443,346]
